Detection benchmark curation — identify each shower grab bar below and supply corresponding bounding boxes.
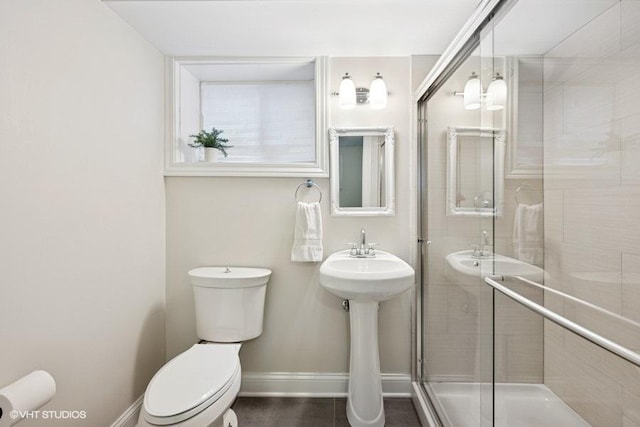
[484,275,640,368]
[510,275,640,331]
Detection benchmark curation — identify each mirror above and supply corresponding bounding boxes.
[446,126,505,216]
[505,56,544,178]
[329,127,395,216]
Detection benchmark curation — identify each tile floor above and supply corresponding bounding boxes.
[231,397,422,427]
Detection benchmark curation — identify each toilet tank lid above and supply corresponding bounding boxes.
[144,343,240,418]
[189,267,272,288]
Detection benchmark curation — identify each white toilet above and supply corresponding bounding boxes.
[137,266,271,427]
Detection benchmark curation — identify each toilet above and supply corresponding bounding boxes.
[137,266,271,427]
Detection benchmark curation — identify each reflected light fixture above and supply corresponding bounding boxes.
[369,73,388,110]
[455,71,507,111]
[463,72,481,110]
[486,72,507,111]
[334,72,389,110]
[338,73,356,109]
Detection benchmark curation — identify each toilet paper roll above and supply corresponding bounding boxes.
[0,371,56,427]
[222,408,238,427]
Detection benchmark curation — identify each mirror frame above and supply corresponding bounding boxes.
[329,126,395,217]
[446,126,505,217]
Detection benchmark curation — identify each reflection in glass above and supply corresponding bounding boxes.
[419,0,639,426]
[446,126,505,217]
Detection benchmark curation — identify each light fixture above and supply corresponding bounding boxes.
[455,71,507,111]
[369,73,388,110]
[338,72,356,109]
[334,72,389,110]
[463,72,481,110]
[486,72,507,111]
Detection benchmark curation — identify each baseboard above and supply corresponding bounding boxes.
[111,372,411,425]
[111,395,143,427]
[239,372,412,398]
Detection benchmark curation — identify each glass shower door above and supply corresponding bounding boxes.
[419,35,498,426]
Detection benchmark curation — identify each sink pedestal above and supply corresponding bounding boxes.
[347,300,384,427]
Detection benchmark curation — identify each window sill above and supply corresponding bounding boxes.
[164,162,329,177]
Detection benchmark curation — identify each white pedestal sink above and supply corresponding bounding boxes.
[319,250,415,427]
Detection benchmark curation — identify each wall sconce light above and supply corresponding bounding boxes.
[486,73,506,111]
[463,72,481,110]
[369,73,388,110]
[338,73,356,109]
[454,72,506,111]
[334,72,389,110]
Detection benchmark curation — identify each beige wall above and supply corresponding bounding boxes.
[0,1,166,426]
[165,57,428,377]
[542,2,640,425]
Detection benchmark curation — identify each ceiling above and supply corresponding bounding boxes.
[493,0,618,55]
[103,0,481,56]
[104,0,620,61]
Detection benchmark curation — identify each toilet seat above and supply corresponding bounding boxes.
[143,343,241,426]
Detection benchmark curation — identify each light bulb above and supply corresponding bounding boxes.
[486,73,507,111]
[369,73,387,110]
[339,73,356,109]
[463,72,481,110]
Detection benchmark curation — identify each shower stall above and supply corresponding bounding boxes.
[415,0,640,425]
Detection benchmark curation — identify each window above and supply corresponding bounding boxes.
[165,57,328,177]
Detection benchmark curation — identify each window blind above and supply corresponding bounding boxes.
[201,82,316,163]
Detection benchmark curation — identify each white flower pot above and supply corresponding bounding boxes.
[204,148,218,162]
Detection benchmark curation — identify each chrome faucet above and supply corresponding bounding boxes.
[347,228,378,257]
[480,230,491,256]
[481,230,489,247]
[472,230,492,258]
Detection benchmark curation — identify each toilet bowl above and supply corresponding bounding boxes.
[137,267,271,427]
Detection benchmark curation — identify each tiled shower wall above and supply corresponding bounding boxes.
[542,2,640,425]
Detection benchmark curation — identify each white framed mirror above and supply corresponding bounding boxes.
[446,126,505,217]
[329,127,395,217]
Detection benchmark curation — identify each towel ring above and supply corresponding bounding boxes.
[295,179,322,203]
[515,184,542,205]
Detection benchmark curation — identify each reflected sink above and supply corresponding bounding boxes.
[446,250,544,282]
[319,250,415,301]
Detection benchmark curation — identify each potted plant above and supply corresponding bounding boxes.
[189,127,233,162]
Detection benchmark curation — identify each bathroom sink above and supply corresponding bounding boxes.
[319,250,415,301]
[445,250,543,282]
[320,249,415,427]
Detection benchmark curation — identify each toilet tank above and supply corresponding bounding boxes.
[188,267,272,342]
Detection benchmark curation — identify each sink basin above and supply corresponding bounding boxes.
[319,250,415,301]
[445,250,544,282]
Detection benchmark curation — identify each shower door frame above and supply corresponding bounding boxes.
[411,0,515,425]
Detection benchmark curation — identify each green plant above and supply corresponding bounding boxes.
[188,127,233,157]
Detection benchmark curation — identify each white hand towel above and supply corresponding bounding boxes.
[512,202,543,265]
[291,201,323,262]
